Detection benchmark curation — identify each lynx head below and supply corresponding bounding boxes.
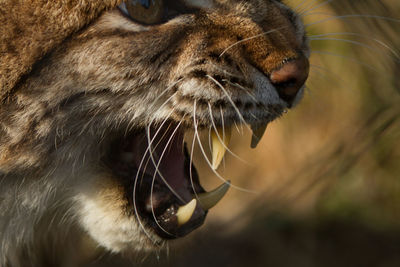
[0,0,309,257]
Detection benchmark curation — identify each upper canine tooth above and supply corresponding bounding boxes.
[176,199,197,226]
[197,181,231,210]
[250,123,268,149]
[211,127,232,170]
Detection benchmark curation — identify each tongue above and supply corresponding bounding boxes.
[129,125,192,202]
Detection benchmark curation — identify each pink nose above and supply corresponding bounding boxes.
[270,56,309,107]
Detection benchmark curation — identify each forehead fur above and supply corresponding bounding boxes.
[0,0,122,102]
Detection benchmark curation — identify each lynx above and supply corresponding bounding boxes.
[0,0,309,265]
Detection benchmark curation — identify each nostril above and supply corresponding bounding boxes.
[270,56,309,106]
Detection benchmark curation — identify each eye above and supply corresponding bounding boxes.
[120,0,164,25]
[120,0,193,25]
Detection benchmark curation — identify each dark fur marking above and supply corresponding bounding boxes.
[222,55,233,65]
[212,74,227,86]
[190,70,207,78]
[193,59,207,66]
[208,52,221,62]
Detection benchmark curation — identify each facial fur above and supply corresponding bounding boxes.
[0,0,309,265]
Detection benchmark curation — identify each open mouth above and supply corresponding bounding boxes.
[105,119,269,239]
[106,121,257,239]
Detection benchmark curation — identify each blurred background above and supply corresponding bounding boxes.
[94,1,400,266]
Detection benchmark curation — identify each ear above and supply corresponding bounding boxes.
[0,0,122,101]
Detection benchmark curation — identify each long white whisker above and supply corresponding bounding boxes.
[305,14,400,28]
[309,63,345,84]
[207,75,253,133]
[208,61,239,77]
[311,50,378,71]
[146,125,185,203]
[233,120,242,135]
[125,84,180,136]
[190,129,199,201]
[208,126,213,154]
[193,101,256,193]
[208,103,248,164]
[310,37,398,59]
[297,0,319,15]
[132,150,160,246]
[131,97,178,244]
[293,0,314,12]
[309,33,400,59]
[133,119,173,239]
[138,110,176,185]
[130,90,182,246]
[149,119,185,236]
[299,0,334,16]
[223,79,258,103]
[153,78,184,104]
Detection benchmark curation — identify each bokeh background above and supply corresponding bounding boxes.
[92,1,400,266]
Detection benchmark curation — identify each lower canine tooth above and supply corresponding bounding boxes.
[250,123,268,148]
[176,199,197,226]
[197,181,231,210]
[211,127,231,170]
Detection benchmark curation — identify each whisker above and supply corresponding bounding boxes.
[206,75,252,133]
[132,145,160,247]
[132,124,173,240]
[136,85,181,184]
[131,111,177,245]
[219,27,287,57]
[223,79,258,103]
[125,85,180,136]
[305,14,400,28]
[299,0,334,16]
[311,50,378,72]
[190,129,200,201]
[193,101,256,193]
[310,37,398,60]
[297,0,319,15]
[139,111,176,185]
[233,120,242,135]
[309,63,345,84]
[208,103,248,164]
[308,32,400,59]
[132,120,175,242]
[292,0,314,12]
[209,61,239,77]
[146,124,185,203]
[149,119,185,236]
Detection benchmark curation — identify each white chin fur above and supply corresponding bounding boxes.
[73,172,160,253]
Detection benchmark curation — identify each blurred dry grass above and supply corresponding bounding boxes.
[92,1,400,266]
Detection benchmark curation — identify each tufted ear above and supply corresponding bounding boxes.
[0,0,122,101]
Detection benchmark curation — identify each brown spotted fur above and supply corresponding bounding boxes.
[0,0,308,265]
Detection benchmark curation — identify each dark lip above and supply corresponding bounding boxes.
[171,104,286,130]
